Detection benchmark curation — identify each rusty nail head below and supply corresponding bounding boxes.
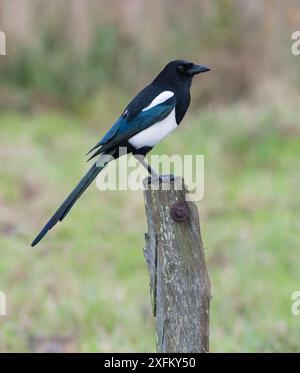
[170,202,189,222]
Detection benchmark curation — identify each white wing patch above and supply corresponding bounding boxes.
[128,108,177,149]
[142,91,174,112]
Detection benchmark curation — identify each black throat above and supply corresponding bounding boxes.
[152,72,191,124]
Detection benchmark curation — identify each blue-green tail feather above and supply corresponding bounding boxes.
[31,160,105,247]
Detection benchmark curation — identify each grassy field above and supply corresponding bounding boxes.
[0,102,300,352]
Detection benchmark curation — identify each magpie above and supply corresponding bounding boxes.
[31,59,210,246]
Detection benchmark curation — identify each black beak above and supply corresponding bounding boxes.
[188,64,210,75]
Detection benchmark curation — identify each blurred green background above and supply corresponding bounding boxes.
[0,0,300,352]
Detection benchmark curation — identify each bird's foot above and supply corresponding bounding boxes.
[159,174,175,183]
[146,174,175,185]
[146,176,153,185]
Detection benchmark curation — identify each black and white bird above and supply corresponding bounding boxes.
[31,59,210,246]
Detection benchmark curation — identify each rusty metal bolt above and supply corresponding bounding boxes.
[170,202,189,222]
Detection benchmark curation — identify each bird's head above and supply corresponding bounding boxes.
[153,59,210,88]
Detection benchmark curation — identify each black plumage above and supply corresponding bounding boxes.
[31,59,210,246]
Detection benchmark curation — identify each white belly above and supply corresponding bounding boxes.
[128,109,177,149]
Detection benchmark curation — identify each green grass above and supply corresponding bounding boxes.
[0,103,300,352]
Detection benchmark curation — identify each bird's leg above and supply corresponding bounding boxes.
[134,155,175,184]
[134,154,162,183]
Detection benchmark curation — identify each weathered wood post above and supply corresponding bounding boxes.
[143,176,211,353]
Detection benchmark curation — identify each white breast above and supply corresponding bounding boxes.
[128,108,177,149]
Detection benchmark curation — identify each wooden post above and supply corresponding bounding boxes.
[143,176,211,353]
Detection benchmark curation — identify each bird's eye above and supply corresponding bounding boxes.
[177,65,185,72]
